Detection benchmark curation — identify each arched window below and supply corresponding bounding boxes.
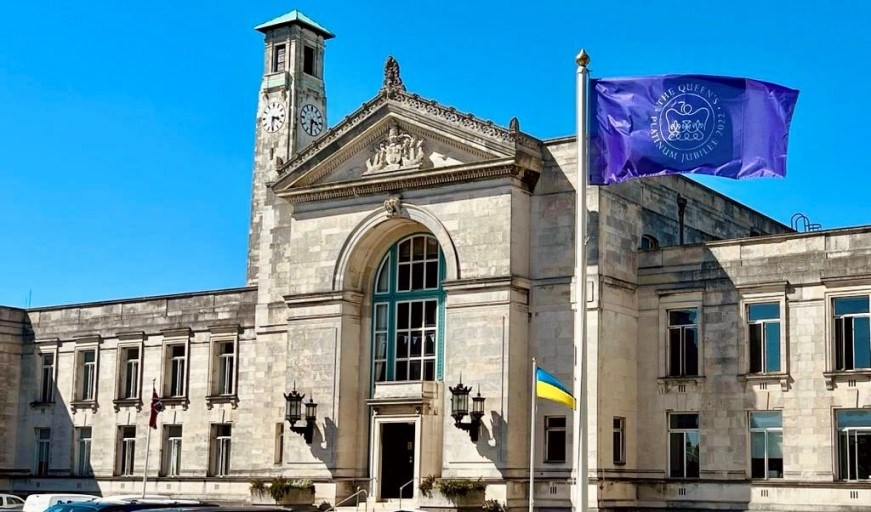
[640,234,659,250]
[372,234,444,384]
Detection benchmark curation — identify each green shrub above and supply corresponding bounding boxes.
[269,477,290,501]
[436,478,486,498]
[419,475,437,498]
[249,478,267,496]
[482,499,503,512]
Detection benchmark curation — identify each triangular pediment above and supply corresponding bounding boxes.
[271,89,543,203]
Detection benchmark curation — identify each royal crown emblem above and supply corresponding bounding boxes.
[665,101,711,142]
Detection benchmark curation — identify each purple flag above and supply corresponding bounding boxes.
[589,75,798,185]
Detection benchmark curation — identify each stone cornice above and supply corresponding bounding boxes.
[276,160,539,205]
[276,89,542,179]
[284,290,365,308]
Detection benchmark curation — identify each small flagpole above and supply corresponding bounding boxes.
[142,378,155,498]
[529,358,537,512]
[573,49,590,512]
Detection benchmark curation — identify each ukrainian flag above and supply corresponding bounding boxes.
[535,367,575,409]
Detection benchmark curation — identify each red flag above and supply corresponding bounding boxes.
[149,388,164,429]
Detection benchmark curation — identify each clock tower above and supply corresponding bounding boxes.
[247,10,333,285]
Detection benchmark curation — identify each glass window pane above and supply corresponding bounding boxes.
[668,329,682,376]
[669,309,696,326]
[84,351,95,363]
[423,360,434,381]
[836,410,871,428]
[750,431,766,458]
[844,319,856,369]
[409,361,421,380]
[685,327,699,376]
[375,304,388,331]
[412,236,425,260]
[855,317,871,368]
[749,303,780,321]
[397,334,409,358]
[765,322,781,372]
[396,360,407,381]
[749,324,763,373]
[670,413,699,429]
[857,432,871,479]
[669,432,684,477]
[375,333,387,358]
[839,431,851,480]
[426,237,438,258]
[425,261,438,289]
[409,331,422,357]
[835,296,869,316]
[411,302,423,328]
[374,361,386,382]
[398,264,410,291]
[411,262,425,289]
[424,333,435,356]
[425,300,437,327]
[685,432,700,477]
[750,412,782,429]
[172,345,185,357]
[397,303,409,329]
[399,240,411,262]
[376,257,389,293]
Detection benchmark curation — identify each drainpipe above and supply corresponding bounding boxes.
[677,194,687,245]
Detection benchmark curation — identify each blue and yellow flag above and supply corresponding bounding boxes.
[535,367,575,409]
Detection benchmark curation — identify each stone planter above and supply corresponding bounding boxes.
[420,489,486,510]
[250,487,315,507]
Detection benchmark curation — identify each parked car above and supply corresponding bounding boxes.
[44,499,212,512]
[136,508,290,512]
[0,495,25,510]
[23,495,97,512]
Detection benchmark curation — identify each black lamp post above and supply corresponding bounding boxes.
[284,385,317,445]
[449,378,485,442]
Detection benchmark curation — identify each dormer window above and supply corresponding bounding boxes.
[303,45,315,76]
[272,44,287,73]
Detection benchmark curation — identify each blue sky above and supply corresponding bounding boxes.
[0,1,867,307]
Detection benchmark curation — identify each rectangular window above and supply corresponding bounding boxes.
[119,347,140,399]
[39,353,54,403]
[77,350,97,401]
[394,300,437,381]
[836,410,871,480]
[210,424,232,476]
[668,413,700,478]
[75,427,92,476]
[35,428,51,476]
[748,303,781,373]
[272,44,286,73]
[117,426,136,476]
[161,425,182,477]
[544,416,567,463]
[750,412,783,479]
[834,296,871,370]
[613,417,626,465]
[303,45,315,76]
[373,303,388,382]
[274,423,284,465]
[668,309,699,377]
[214,341,235,396]
[165,345,186,397]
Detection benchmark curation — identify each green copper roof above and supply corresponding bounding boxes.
[254,10,334,39]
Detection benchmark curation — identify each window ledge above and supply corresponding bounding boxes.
[738,372,790,391]
[29,400,55,409]
[70,400,98,413]
[112,398,143,412]
[823,369,871,390]
[160,396,190,410]
[656,376,705,394]
[205,394,238,410]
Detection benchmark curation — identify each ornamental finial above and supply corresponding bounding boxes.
[382,56,406,93]
[575,49,590,67]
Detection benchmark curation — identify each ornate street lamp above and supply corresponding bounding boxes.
[284,384,317,445]
[449,377,485,442]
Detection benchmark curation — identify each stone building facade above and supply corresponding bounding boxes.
[1,8,870,512]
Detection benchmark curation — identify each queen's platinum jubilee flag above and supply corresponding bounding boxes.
[589,75,798,185]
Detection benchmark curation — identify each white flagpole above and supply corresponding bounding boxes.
[572,49,590,512]
[529,358,537,512]
[142,379,155,498]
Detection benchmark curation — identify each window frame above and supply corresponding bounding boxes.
[75,348,98,402]
[207,325,240,400]
[831,295,871,371]
[739,292,788,376]
[36,343,58,404]
[370,234,445,385]
[161,329,191,401]
[117,344,142,401]
[835,409,871,481]
[116,425,136,477]
[74,426,93,476]
[34,427,51,476]
[748,411,783,479]
[667,412,700,479]
[302,44,316,77]
[613,417,626,465]
[161,424,183,477]
[209,423,232,477]
[544,416,567,463]
[658,293,703,382]
[272,43,287,73]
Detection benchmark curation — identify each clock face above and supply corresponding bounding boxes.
[300,104,324,136]
[261,101,286,133]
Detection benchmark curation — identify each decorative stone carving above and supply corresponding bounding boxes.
[384,195,402,217]
[365,123,426,173]
[381,56,405,93]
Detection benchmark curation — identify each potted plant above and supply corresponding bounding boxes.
[419,476,486,509]
[249,477,315,507]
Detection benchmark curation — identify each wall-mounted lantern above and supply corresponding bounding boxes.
[284,384,317,445]
[449,378,485,442]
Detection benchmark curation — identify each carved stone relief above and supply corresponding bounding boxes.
[365,123,427,173]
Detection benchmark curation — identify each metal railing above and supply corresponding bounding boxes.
[398,478,416,511]
[325,487,368,512]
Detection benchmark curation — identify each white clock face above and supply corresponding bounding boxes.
[300,104,324,136]
[261,101,286,133]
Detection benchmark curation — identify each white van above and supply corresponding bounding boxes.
[22,494,96,512]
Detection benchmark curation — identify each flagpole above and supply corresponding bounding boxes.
[142,379,155,498]
[529,358,537,512]
[572,49,590,512]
